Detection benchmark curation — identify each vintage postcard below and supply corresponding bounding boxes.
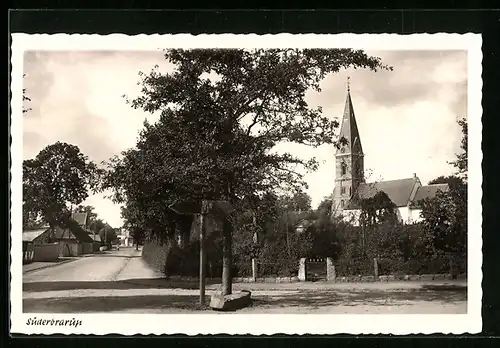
[10,33,482,335]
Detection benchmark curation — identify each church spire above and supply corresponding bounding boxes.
[336,79,363,156]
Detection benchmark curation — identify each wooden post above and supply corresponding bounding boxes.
[222,217,233,296]
[373,257,379,278]
[251,258,257,282]
[199,212,207,305]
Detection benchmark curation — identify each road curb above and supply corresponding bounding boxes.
[23,258,78,274]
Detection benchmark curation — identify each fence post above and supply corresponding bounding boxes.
[326,257,336,282]
[373,257,379,279]
[298,258,307,281]
[251,258,257,282]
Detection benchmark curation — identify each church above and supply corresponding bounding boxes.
[331,85,449,225]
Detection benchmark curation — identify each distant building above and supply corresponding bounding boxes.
[331,87,449,225]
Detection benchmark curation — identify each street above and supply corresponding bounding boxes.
[23,249,467,314]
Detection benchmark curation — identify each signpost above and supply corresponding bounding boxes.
[168,199,234,305]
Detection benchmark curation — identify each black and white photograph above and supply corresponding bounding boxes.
[10,34,482,335]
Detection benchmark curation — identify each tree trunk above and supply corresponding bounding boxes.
[136,242,139,251]
[222,217,233,296]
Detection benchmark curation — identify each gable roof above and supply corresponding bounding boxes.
[23,228,49,242]
[345,177,418,209]
[54,219,94,243]
[71,212,88,227]
[413,184,449,202]
[359,178,417,207]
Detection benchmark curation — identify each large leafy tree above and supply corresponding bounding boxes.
[358,191,399,227]
[104,49,390,244]
[23,142,100,226]
[419,175,467,256]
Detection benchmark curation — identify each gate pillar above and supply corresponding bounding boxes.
[298,258,307,281]
[326,257,336,282]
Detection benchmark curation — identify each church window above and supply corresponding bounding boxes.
[340,200,344,209]
[341,187,346,194]
[341,162,347,175]
[349,187,352,196]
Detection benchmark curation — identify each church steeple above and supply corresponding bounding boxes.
[332,80,365,216]
[337,79,363,156]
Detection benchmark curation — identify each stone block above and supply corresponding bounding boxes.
[326,257,336,282]
[409,275,421,281]
[210,290,252,311]
[395,274,405,281]
[403,275,410,281]
[362,276,375,282]
[444,273,453,280]
[264,277,276,283]
[338,277,347,283]
[387,275,396,282]
[379,275,388,282]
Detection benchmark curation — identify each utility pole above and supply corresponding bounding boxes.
[222,216,232,295]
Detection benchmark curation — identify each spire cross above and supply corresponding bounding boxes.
[347,76,351,92]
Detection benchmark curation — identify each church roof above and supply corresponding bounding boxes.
[336,90,363,156]
[346,177,418,209]
[413,184,449,202]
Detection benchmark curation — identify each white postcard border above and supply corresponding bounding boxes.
[10,33,482,335]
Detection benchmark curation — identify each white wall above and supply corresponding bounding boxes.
[342,207,421,225]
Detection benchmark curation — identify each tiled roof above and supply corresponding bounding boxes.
[346,177,417,209]
[22,228,49,242]
[54,219,94,243]
[413,184,449,202]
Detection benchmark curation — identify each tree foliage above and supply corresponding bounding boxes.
[449,118,468,179]
[358,191,399,227]
[23,142,100,226]
[419,176,467,255]
[104,48,390,243]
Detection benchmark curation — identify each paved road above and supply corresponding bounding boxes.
[23,249,467,314]
[23,248,148,284]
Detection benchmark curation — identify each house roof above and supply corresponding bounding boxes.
[344,177,418,209]
[359,178,417,207]
[72,212,88,227]
[53,219,94,243]
[22,228,49,242]
[413,184,449,202]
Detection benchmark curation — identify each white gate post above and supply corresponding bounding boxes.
[326,257,336,282]
[298,258,307,281]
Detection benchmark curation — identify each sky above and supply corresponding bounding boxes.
[22,49,467,228]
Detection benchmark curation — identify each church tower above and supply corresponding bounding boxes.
[332,80,365,217]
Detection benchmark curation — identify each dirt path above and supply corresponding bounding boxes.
[23,250,467,314]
